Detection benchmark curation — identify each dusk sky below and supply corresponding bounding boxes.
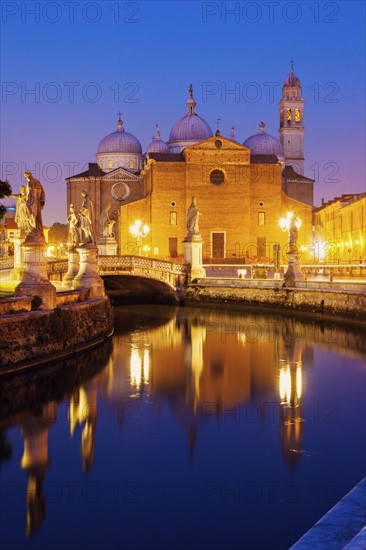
[1,0,365,225]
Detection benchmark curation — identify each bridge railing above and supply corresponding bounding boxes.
[98,255,187,275]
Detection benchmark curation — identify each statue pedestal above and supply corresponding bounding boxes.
[73,245,105,298]
[97,237,118,256]
[11,234,25,280]
[15,242,57,309]
[184,237,206,280]
[62,249,80,288]
[284,254,305,287]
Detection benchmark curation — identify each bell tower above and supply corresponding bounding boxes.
[279,64,304,174]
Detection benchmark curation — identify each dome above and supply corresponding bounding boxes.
[97,117,142,154]
[169,114,213,141]
[169,84,213,142]
[283,64,301,87]
[146,124,170,153]
[243,122,284,156]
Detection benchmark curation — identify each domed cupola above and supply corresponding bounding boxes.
[168,84,213,153]
[243,122,285,163]
[146,124,170,154]
[96,114,143,173]
[282,63,301,100]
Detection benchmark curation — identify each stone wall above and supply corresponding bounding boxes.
[186,283,366,322]
[0,296,113,369]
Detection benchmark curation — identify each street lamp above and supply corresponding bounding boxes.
[279,211,304,286]
[129,220,150,256]
[279,212,302,254]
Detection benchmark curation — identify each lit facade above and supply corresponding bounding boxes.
[313,193,366,263]
[66,67,315,262]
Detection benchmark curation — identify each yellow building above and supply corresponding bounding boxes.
[313,193,366,263]
[67,67,315,264]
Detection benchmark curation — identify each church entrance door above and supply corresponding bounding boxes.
[212,232,225,261]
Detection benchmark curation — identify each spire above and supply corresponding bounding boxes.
[258,121,266,134]
[186,84,196,115]
[116,111,124,131]
[290,59,294,72]
[230,125,235,141]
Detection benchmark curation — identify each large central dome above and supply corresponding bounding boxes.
[168,85,213,151]
[97,118,142,154]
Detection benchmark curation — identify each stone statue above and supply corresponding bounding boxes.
[100,204,116,238]
[11,184,33,235]
[79,190,96,244]
[185,196,200,241]
[23,172,46,243]
[67,203,81,246]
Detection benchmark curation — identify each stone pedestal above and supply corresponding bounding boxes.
[11,234,25,280]
[184,237,206,280]
[62,249,80,288]
[284,254,305,287]
[15,242,57,309]
[97,237,118,256]
[73,245,105,298]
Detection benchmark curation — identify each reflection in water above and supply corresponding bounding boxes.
[20,403,56,537]
[0,306,365,544]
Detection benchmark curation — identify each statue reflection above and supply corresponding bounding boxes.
[69,370,104,472]
[20,402,57,538]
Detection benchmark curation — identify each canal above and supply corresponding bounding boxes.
[0,305,365,549]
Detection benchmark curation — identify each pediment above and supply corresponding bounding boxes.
[102,167,140,181]
[185,134,251,153]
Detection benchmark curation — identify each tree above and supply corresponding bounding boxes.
[48,222,68,243]
[0,180,12,220]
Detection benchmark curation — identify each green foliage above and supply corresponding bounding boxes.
[0,180,12,220]
[48,222,68,243]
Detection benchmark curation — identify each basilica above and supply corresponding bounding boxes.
[66,66,315,262]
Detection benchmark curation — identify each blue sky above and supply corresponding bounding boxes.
[1,0,365,224]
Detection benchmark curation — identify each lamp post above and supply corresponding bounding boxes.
[279,211,304,286]
[129,220,150,256]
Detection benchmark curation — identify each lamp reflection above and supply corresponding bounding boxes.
[130,348,150,390]
[278,348,304,470]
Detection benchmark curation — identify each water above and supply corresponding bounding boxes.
[0,305,365,550]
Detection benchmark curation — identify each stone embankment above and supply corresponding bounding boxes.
[0,294,113,370]
[185,279,366,323]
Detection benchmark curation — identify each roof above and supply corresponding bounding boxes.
[67,163,106,180]
[147,152,185,162]
[282,165,314,183]
[250,154,279,164]
[314,192,366,212]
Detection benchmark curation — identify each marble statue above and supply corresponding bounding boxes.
[14,172,46,243]
[100,204,116,238]
[185,196,200,241]
[79,190,96,244]
[67,203,81,246]
[11,184,33,235]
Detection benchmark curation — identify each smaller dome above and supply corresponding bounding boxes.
[97,117,142,155]
[284,64,301,87]
[146,124,170,153]
[243,122,284,156]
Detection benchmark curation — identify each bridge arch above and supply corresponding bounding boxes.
[102,274,180,305]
